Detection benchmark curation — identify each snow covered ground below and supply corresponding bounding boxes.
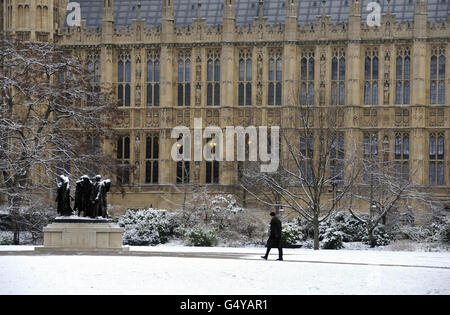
[0,245,449,295]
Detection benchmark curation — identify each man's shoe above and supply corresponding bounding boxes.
[277,258,283,261]
[261,256,268,260]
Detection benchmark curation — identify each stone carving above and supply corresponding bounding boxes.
[135,132,141,159]
[319,82,325,105]
[256,82,263,106]
[135,54,141,81]
[193,161,201,181]
[135,84,141,107]
[383,50,391,105]
[134,160,140,184]
[257,53,263,81]
[196,83,201,106]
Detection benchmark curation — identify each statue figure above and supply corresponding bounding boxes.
[91,175,111,218]
[74,175,93,217]
[99,179,111,218]
[56,175,72,216]
[91,175,102,218]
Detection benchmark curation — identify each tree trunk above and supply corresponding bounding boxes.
[313,216,320,250]
[13,220,19,245]
[368,228,376,248]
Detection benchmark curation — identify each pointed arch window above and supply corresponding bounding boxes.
[176,135,190,184]
[118,54,131,107]
[117,135,131,185]
[394,133,410,180]
[238,49,252,106]
[268,49,282,106]
[300,49,315,105]
[177,50,191,107]
[147,51,160,106]
[430,46,445,105]
[331,48,345,105]
[207,50,220,106]
[205,138,219,184]
[364,48,379,105]
[429,133,445,186]
[145,134,159,184]
[395,47,410,104]
[330,134,345,185]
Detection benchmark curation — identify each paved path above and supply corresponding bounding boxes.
[0,247,448,270]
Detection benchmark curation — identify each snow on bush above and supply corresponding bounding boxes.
[0,231,13,245]
[294,211,393,248]
[118,208,173,246]
[321,228,344,250]
[169,193,266,246]
[186,226,218,247]
[328,211,367,242]
[441,223,450,244]
[395,221,450,244]
[362,225,392,246]
[281,221,304,248]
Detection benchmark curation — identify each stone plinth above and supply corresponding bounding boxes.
[36,217,129,252]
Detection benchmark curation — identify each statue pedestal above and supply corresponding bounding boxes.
[36,217,129,252]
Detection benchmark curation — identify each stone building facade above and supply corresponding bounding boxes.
[1,0,449,215]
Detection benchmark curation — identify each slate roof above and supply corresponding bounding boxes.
[67,0,449,28]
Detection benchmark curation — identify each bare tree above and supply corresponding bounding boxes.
[0,39,117,243]
[348,145,432,247]
[240,100,361,250]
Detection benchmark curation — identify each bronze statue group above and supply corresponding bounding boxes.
[55,174,111,218]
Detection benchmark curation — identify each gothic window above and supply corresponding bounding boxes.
[205,138,219,184]
[117,135,130,185]
[237,134,251,180]
[118,54,131,107]
[238,49,252,106]
[364,48,379,105]
[300,49,315,105]
[86,135,100,154]
[87,54,100,106]
[364,133,378,158]
[177,51,191,107]
[145,134,159,184]
[175,135,190,184]
[331,48,345,105]
[330,134,345,185]
[363,132,379,184]
[268,49,282,106]
[147,51,160,106]
[430,46,446,105]
[394,133,410,180]
[395,47,410,105]
[300,136,314,183]
[207,50,220,106]
[429,133,445,186]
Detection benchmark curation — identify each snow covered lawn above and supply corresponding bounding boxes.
[0,246,449,295]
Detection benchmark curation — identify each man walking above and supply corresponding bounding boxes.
[261,212,283,261]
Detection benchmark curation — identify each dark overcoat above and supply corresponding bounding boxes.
[266,216,282,248]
